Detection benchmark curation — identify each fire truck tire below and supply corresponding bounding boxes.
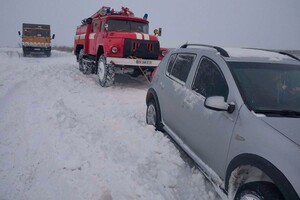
[78,49,84,72]
[130,69,141,77]
[23,50,28,57]
[97,55,115,87]
[46,51,51,57]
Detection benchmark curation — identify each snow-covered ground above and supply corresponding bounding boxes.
[0,48,221,200]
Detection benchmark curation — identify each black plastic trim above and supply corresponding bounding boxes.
[180,43,229,57]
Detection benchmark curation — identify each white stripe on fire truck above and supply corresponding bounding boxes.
[135,33,143,40]
[143,34,150,40]
[79,34,86,39]
[89,33,96,39]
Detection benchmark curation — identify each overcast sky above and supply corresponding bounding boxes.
[1,0,300,49]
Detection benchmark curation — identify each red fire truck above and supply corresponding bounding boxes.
[74,6,168,87]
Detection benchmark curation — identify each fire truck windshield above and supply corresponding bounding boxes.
[106,20,149,34]
[24,29,50,37]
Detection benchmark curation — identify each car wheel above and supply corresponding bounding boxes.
[146,100,163,131]
[234,182,284,200]
[146,101,157,125]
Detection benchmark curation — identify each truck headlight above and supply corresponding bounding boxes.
[111,46,118,53]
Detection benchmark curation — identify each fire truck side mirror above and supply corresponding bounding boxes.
[154,28,162,36]
[52,34,55,39]
[86,18,92,24]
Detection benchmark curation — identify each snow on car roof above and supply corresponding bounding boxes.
[224,48,292,62]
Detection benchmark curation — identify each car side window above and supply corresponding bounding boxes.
[192,57,229,100]
[167,54,177,74]
[167,53,196,83]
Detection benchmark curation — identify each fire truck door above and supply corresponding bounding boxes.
[89,20,99,54]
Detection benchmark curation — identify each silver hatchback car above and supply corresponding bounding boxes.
[146,44,300,200]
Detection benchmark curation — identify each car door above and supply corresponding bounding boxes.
[177,54,237,176]
[159,52,197,136]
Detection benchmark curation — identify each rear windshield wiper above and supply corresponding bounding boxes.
[254,110,300,117]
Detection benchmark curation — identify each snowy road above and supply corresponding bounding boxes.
[0,48,220,200]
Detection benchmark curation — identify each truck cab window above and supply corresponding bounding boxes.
[106,20,148,34]
[92,21,99,33]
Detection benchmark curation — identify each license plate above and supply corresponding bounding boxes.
[34,48,41,51]
[136,60,152,65]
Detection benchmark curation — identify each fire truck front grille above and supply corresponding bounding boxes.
[124,39,160,59]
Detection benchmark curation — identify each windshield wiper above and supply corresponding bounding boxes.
[254,110,300,117]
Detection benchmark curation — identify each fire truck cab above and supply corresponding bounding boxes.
[74,6,168,87]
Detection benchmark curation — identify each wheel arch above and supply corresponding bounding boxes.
[96,46,104,61]
[225,153,299,200]
[75,45,84,58]
[146,88,159,107]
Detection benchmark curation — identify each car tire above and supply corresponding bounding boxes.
[146,100,163,131]
[234,181,284,200]
[97,55,115,87]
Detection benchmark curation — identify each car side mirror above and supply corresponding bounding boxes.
[52,34,55,39]
[204,96,235,113]
[18,31,21,36]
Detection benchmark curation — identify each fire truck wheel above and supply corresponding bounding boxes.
[78,49,84,72]
[23,50,28,57]
[46,51,51,57]
[97,55,115,87]
[130,69,141,77]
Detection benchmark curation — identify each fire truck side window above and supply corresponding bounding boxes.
[101,22,106,32]
[92,21,99,33]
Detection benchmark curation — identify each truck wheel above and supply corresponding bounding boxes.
[78,49,84,72]
[130,69,141,77]
[97,55,115,87]
[23,50,28,57]
[234,182,284,200]
[46,51,51,57]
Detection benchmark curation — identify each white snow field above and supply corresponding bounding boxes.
[0,48,221,200]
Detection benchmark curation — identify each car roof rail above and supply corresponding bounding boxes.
[180,43,229,57]
[243,48,300,62]
[277,51,300,62]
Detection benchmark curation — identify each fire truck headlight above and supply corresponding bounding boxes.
[111,46,118,53]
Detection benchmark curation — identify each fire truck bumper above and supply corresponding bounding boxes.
[106,57,161,67]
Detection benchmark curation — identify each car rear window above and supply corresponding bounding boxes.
[167,53,196,83]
